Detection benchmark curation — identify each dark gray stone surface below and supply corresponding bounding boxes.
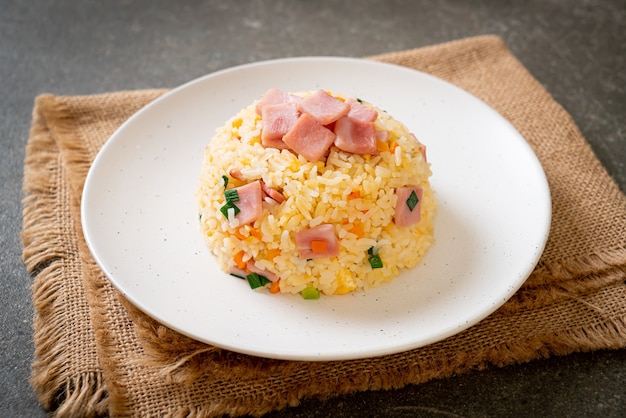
[1,1,624,416]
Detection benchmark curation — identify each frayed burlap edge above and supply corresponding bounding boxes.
[23,92,167,417]
[81,264,135,417]
[22,95,109,417]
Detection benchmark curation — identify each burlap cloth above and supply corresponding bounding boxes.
[22,35,626,417]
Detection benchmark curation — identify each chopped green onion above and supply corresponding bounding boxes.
[301,286,320,300]
[367,246,382,268]
[246,273,270,289]
[222,175,229,187]
[219,202,240,219]
[356,98,363,103]
[230,273,246,280]
[224,188,239,203]
[368,254,383,269]
[406,190,419,212]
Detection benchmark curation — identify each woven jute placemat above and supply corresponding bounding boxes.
[22,35,626,417]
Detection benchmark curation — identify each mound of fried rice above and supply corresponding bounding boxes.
[196,90,436,296]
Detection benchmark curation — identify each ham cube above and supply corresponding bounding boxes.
[232,180,263,225]
[261,102,298,149]
[255,87,290,115]
[394,187,423,227]
[346,98,378,122]
[297,90,350,125]
[260,181,286,203]
[283,113,336,162]
[246,260,279,282]
[295,224,340,259]
[333,116,377,154]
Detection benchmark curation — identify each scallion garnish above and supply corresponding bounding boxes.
[366,247,383,269]
[222,175,229,187]
[406,190,419,212]
[368,254,383,269]
[301,286,320,300]
[246,273,270,289]
[224,188,239,203]
[230,273,246,280]
[220,201,240,219]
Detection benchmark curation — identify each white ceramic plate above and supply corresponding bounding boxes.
[81,57,551,361]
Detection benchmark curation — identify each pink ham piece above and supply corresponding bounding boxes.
[232,180,263,225]
[255,87,290,115]
[297,90,350,125]
[283,113,336,162]
[394,187,423,227]
[229,168,245,181]
[346,98,378,122]
[227,266,249,279]
[246,260,279,282]
[295,224,340,259]
[260,181,286,203]
[256,87,304,115]
[261,102,298,149]
[333,116,377,154]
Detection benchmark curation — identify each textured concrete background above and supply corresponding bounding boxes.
[1,1,624,416]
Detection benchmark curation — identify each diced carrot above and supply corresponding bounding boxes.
[310,239,328,253]
[349,222,364,238]
[234,250,246,269]
[270,280,281,294]
[234,228,246,240]
[376,140,389,152]
[389,141,399,153]
[348,190,361,199]
[266,248,281,261]
[249,227,263,240]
